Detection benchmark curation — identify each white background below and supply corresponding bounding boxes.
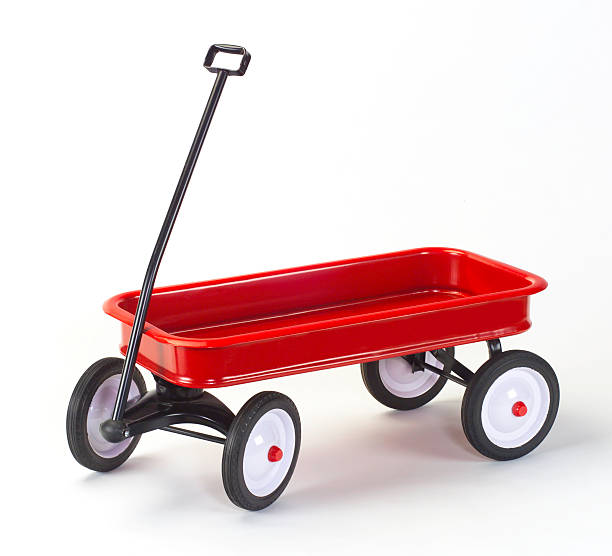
[2,1,611,554]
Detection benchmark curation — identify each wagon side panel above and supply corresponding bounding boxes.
[123,296,533,388]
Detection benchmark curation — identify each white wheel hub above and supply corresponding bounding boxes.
[87,375,141,458]
[243,408,296,497]
[481,367,550,448]
[379,352,443,398]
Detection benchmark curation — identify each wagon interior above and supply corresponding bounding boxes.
[116,250,532,342]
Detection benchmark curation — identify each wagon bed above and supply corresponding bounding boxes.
[104,247,546,388]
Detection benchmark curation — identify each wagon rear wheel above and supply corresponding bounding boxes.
[361,348,454,410]
[66,358,147,472]
[222,391,301,511]
[461,350,559,460]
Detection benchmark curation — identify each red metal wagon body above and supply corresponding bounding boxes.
[103,247,546,389]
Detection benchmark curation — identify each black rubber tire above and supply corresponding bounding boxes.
[461,350,559,461]
[66,357,147,472]
[361,348,454,410]
[222,391,301,511]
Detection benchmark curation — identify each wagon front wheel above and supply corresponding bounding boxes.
[361,348,454,410]
[461,350,559,460]
[66,357,147,472]
[222,391,301,511]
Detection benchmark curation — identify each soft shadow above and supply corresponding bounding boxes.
[380,399,475,460]
[284,400,599,509]
[81,455,158,482]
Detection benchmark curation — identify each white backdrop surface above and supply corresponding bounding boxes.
[1,1,611,554]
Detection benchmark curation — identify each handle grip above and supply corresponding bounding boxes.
[204,44,251,76]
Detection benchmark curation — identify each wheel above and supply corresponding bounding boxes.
[461,350,559,461]
[360,348,454,410]
[66,357,147,472]
[222,391,301,511]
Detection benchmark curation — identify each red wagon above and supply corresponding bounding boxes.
[103,247,547,388]
[67,45,559,511]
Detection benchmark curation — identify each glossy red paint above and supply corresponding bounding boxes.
[103,247,547,389]
[268,446,283,462]
[512,401,528,417]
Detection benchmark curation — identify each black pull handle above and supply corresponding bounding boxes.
[204,44,251,76]
[110,48,242,423]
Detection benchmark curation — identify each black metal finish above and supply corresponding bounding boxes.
[487,339,502,358]
[204,44,251,76]
[99,418,129,443]
[111,70,228,420]
[432,349,475,383]
[101,389,235,442]
[161,426,226,445]
[420,359,469,387]
[403,353,425,373]
[415,340,503,388]
[421,341,503,387]
[154,376,204,400]
[110,47,249,422]
[402,348,479,388]
[403,350,473,387]
[125,390,234,437]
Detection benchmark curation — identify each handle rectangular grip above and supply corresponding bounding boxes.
[204,44,251,76]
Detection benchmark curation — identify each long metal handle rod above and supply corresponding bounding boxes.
[112,70,229,420]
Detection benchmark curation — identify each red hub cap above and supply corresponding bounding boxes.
[267,445,283,462]
[512,401,528,417]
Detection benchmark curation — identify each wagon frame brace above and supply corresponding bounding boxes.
[404,339,502,387]
[100,379,234,445]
